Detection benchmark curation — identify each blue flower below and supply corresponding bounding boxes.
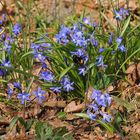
[71,31,87,47]
[91,38,98,47]
[33,87,46,103]
[61,76,70,85]
[100,112,112,122]
[114,8,129,21]
[118,45,126,52]
[0,28,2,32]
[61,76,74,92]
[120,8,129,17]
[89,103,99,112]
[13,82,21,89]
[78,67,86,76]
[0,20,3,25]
[108,33,113,45]
[7,85,13,98]
[63,81,74,92]
[50,86,61,93]
[41,62,47,68]
[93,22,97,28]
[91,90,102,99]
[4,42,12,53]
[2,14,6,21]
[116,37,123,46]
[97,94,108,107]
[13,23,21,36]
[40,71,54,82]
[83,17,90,25]
[33,51,46,63]
[99,48,104,53]
[0,70,3,76]
[96,56,107,67]
[114,10,123,21]
[87,109,96,120]
[7,36,14,43]
[1,60,12,68]
[104,93,112,106]
[1,34,6,40]
[55,25,70,45]
[17,93,30,105]
[31,43,40,51]
[95,93,112,107]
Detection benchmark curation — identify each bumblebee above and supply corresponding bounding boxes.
[72,55,84,66]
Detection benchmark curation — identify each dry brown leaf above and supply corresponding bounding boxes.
[126,63,137,85]
[85,86,94,104]
[65,114,79,121]
[129,0,138,11]
[106,85,114,92]
[0,120,9,126]
[49,118,73,131]
[64,101,84,113]
[44,100,66,108]
[126,63,137,74]
[137,62,140,78]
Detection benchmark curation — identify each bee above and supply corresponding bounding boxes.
[72,55,84,66]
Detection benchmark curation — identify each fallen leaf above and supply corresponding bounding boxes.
[106,85,114,92]
[126,63,137,74]
[44,100,66,108]
[126,63,137,85]
[137,62,140,78]
[64,101,84,113]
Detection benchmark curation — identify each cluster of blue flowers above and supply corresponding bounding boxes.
[31,38,75,93]
[7,82,46,104]
[55,18,107,76]
[87,90,112,122]
[0,14,22,76]
[30,10,129,100]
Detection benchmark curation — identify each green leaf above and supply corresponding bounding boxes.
[127,23,140,36]
[57,112,66,120]
[74,113,90,119]
[9,116,19,131]
[120,16,131,36]
[20,51,33,62]
[25,119,34,131]
[0,66,39,79]
[116,46,140,75]
[26,76,35,93]
[63,132,73,140]
[18,117,26,127]
[58,64,74,81]
[112,96,136,112]
[35,121,53,140]
[97,120,114,133]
